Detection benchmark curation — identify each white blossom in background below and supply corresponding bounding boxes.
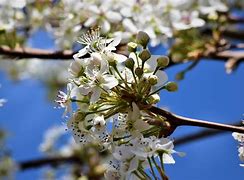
[0,59,69,84]
[0,0,229,49]
[39,125,66,154]
[0,98,6,107]
[57,29,181,179]
[39,125,80,157]
[0,84,6,107]
[232,131,244,167]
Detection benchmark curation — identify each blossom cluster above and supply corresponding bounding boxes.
[232,131,244,167]
[57,29,180,179]
[0,0,230,49]
[45,0,228,48]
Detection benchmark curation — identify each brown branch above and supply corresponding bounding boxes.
[149,106,244,136]
[174,122,241,146]
[19,155,80,170]
[0,42,244,63]
[0,46,75,60]
[0,44,127,60]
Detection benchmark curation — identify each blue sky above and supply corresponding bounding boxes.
[0,30,244,179]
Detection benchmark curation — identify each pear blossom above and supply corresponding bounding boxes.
[0,0,234,49]
[125,102,150,137]
[232,132,244,166]
[60,30,181,179]
[56,83,74,117]
[83,1,122,33]
[76,28,121,58]
[170,10,205,30]
[77,53,118,103]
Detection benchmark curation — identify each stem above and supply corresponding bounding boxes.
[147,157,157,180]
[138,167,151,179]
[151,156,168,180]
[134,52,140,68]
[113,66,131,90]
[147,86,166,97]
[153,66,160,75]
[149,106,244,134]
[133,171,145,180]
[159,153,165,171]
[70,98,88,103]
[87,106,118,115]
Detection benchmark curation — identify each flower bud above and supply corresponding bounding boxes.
[135,67,143,78]
[125,58,135,70]
[136,31,150,48]
[157,56,169,68]
[147,94,160,104]
[175,72,185,81]
[139,49,151,62]
[127,42,137,52]
[148,75,158,85]
[165,82,178,92]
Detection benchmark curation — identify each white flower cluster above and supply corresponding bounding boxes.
[0,0,228,49]
[45,0,228,48]
[57,29,180,179]
[0,0,30,32]
[232,132,244,167]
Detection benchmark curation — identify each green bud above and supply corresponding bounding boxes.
[139,49,151,62]
[157,56,169,68]
[135,67,143,78]
[127,42,137,52]
[147,94,160,104]
[175,72,185,81]
[125,58,135,70]
[136,31,150,48]
[148,75,158,85]
[165,82,178,92]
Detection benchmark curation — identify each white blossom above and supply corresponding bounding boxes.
[61,30,181,178]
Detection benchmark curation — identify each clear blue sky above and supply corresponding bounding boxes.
[0,29,244,179]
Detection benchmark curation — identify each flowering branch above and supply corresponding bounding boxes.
[17,122,242,171]
[149,106,244,136]
[1,45,244,70]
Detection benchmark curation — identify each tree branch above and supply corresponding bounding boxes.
[0,46,75,60]
[174,122,241,146]
[0,42,244,63]
[149,106,244,135]
[19,155,80,170]
[0,45,127,60]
